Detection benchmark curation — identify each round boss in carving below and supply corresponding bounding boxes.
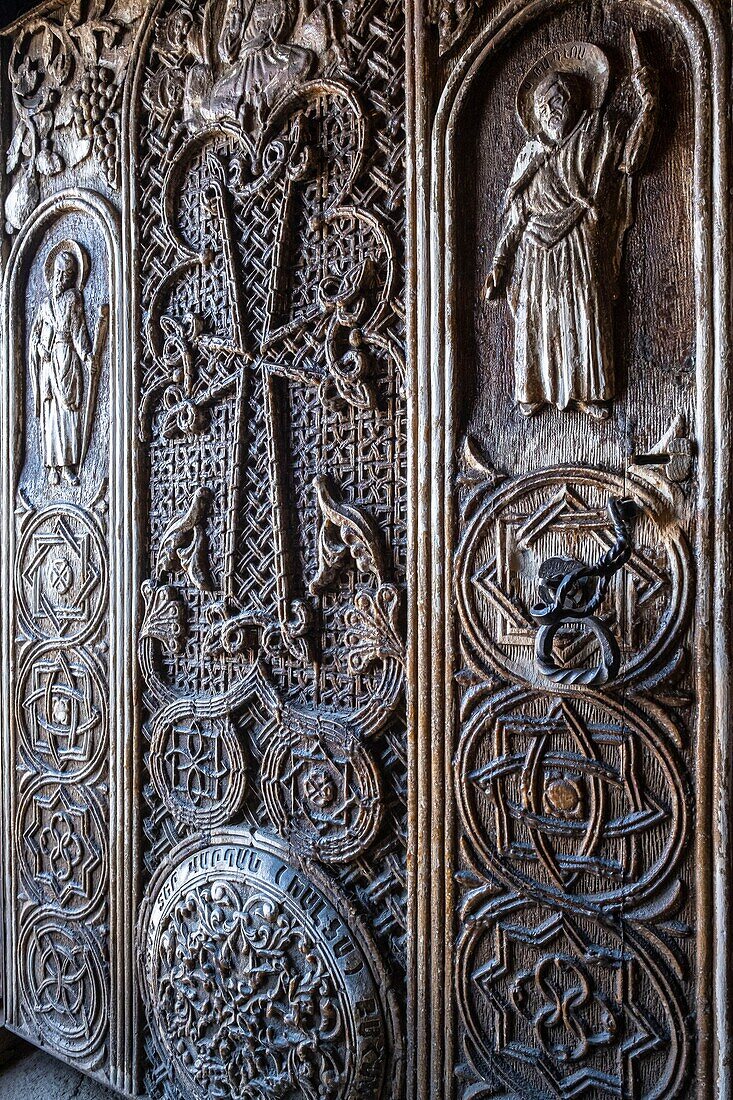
[455,467,691,690]
[16,642,107,779]
[18,912,107,1062]
[16,504,107,645]
[149,697,248,829]
[138,828,400,1100]
[455,687,690,913]
[17,776,107,919]
[262,717,383,863]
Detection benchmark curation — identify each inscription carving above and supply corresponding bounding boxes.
[139,830,400,1100]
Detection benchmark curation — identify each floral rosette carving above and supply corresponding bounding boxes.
[158,885,347,1097]
[139,830,401,1100]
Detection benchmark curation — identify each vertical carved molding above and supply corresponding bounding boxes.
[0,187,139,1091]
[420,0,731,1097]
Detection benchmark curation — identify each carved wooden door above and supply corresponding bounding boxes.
[0,1,729,1099]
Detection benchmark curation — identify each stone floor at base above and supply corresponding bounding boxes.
[0,1047,120,1098]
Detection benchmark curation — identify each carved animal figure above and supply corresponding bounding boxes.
[156,486,214,591]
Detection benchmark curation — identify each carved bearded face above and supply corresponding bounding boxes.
[52,252,76,296]
[533,72,578,142]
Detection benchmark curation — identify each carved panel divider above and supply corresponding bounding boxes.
[416,0,731,1097]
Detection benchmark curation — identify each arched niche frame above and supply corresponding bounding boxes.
[427,0,730,1097]
[0,188,139,1097]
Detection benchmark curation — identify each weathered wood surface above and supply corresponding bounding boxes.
[0,1,729,1099]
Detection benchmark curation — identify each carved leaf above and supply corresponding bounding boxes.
[344,584,404,674]
[140,580,186,656]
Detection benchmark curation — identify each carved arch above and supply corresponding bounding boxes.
[426,0,730,1095]
[1,187,139,1094]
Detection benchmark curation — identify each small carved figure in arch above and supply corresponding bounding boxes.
[483,34,657,420]
[29,241,108,487]
[183,0,316,128]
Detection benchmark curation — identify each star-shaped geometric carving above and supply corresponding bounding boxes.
[469,698,668,890]
[21,784,103,912]
[19,511,102,641]
[471,484,669,663]
[21,649,103,772]
[469,911,664,1100]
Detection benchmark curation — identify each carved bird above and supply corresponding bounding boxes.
[156,486,214,592]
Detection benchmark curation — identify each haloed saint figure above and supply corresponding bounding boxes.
[483,36,657,420]
[30,244,98,486]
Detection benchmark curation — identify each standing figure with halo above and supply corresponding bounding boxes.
[483,34,657,420]
[30,240,108,486]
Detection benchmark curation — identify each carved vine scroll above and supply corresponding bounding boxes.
[0,0,728,1097]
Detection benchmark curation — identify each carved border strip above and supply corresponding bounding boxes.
[0,187,138,1093]
[415,0,731,1097]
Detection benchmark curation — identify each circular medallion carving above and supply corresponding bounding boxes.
[17,643,107,778]
[17,777,107,917]
[456,894,687,1100]
[455,468,691,689]
[149,698,248,828]
[262,717,382,862]
[139,828,399,1100]
[19,913,107,1061]
[456,687,689,913]
[16,506,107,644]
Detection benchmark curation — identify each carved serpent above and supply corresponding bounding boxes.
[531,496,639,686]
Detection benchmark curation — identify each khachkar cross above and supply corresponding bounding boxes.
[144,87,396,666]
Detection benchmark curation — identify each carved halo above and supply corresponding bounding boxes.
[43,239,90,290]
[516,41,610,134]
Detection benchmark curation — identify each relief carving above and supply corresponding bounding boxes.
[133,0,408,1092]
[456,466,691,691]
[182,0,315,127]
[1,190,126,1084]
[0,0,721,1095]
[482,36,657,419]
[437,10,709,1099]
[30,241,109,486]
[155,485,214,591]
[139,831,400,1100]
[4,1,142,232]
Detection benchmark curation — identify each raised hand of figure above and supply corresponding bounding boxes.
[482,264,505,300]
